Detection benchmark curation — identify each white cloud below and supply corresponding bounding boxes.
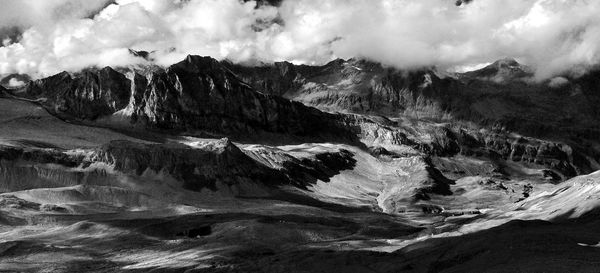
[0,0,599,80]
[548,76,569,88]
[8,78,25,87]
[0,0,110,29]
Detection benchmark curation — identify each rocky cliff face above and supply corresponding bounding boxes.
[424,126,590,178]
[0,139,357,195]
[227,58,459,119]
[128,56,348,139]
[23,67,130,119]
[90,139,281,191]
[0,144,111,192]
[223,60,299,97]
[16,56,353,143]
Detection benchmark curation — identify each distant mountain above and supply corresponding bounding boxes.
[228,57,600,156]
[461,58,533,82]
[226,58,449,117]
[128,49,154,61]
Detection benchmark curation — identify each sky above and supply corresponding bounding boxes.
[0,0,599,80]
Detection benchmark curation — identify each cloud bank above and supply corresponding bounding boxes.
[0,0,599,80]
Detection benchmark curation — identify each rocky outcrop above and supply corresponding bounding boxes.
[90,139,285,191]
[341,114,593,179]
[23,67,130,119]
[0,195,67,213]
[339,114,420,149]
[423,126,590,178]
[0,145,113,192]
[280,149,356,189]
[0,139,357,194]
[223,60,299,97]
[0,145,82,167]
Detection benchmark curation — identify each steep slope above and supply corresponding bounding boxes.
[0,97,146,149]
[0,138,358,197]
[22,67,131,119]
[227,58,458,119]
[477,170,600,223]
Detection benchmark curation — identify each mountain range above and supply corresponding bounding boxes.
[1,53,600,272]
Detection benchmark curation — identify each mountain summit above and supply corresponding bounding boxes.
[463,58,533,82]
